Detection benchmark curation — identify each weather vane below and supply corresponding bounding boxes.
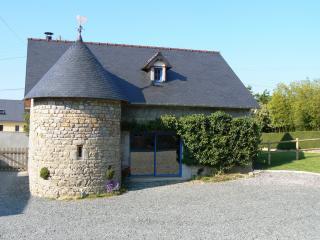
[76,15,88,41]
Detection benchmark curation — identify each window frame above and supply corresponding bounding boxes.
[154,67,163,82]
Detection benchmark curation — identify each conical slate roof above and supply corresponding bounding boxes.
[25,40,127,101]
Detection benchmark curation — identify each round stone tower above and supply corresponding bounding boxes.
[25,36,126,198]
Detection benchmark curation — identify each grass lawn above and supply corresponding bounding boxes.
[254,151,320,173]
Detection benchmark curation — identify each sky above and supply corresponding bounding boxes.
[1,0,320,100]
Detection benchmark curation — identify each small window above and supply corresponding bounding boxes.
[0,125,3,131]
[154,67,162,82]
[0,110,5,115]
[77,145,83,159]
[15,125,19,132]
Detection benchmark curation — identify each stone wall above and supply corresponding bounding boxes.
[122,104,251,122]
[28,98,121,198]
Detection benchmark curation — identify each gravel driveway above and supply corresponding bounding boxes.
[0,171,320,240]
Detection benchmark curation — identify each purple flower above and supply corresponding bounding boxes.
[105,180,120,193]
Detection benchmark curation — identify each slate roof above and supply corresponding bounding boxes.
[25,39,259,109]
[25,40,127,101]
[0,99,25,122]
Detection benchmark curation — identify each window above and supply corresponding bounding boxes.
[15,125,19,132]
[154,67,163,82]
[77,145,83,159]
[0,125,3,131]
[0,110,5,115]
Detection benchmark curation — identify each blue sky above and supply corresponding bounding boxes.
[1,0,320,99]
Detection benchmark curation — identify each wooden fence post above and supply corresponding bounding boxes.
[296,138,299,160]
[268,141,271,165]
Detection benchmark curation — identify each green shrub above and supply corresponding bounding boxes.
[182,147,198,166]
[40,167,50,180]
[105,166,115,180]
[162,112,261,172]
[229,118,261,168]
[24,112,30,135]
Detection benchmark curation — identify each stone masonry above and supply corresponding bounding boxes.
[28,98,121,198]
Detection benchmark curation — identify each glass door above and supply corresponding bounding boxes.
[155,134,181,176]
[130,132,182,177]
[130,133,155,176]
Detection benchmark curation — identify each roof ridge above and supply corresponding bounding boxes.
[28,38,220,54]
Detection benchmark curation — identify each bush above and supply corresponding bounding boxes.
[105,166,115,180]
[40,167,50,180]
[182,147,198,166]
[162,111,261,172]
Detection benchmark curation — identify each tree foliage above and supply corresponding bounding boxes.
[24,112,30,134]
[247,85,273,132]
[268,80,320,131]
[254,104,272,132]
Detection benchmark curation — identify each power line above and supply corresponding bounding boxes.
[0,88,24,92]
[0,15,24,43]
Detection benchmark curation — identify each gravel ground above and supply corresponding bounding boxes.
[0,171,320,240]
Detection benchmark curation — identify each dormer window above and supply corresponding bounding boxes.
[142,52,172,83]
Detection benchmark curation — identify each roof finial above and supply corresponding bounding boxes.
[77,25,83,41]
[76,15,88,42]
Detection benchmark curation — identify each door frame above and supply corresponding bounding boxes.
[129,131,182,177]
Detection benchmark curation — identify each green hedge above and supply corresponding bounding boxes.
[161,112,261,172]
[261,131,320,149]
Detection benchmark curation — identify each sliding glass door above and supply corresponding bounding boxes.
[130,132,181,177]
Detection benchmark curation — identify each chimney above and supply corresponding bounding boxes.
[44,32,53,41]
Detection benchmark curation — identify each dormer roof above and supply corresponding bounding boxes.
[25,40,127,101]
[142,52,172,71]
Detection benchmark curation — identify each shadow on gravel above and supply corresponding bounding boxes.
[0,171,30,217]
[124,178,185,191]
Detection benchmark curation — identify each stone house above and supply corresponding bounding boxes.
[24,31,258,198]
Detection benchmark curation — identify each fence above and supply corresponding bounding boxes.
[0,147,28,171]
[261,138,320,165]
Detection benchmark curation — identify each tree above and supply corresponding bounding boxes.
[24,112,30,135]
[254,104,272,132]
[268,83,294,131]
[246,85,271,105]
[247,86,273,132]
[255,90,271,105]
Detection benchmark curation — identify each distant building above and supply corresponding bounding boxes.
[0,99,25,132]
